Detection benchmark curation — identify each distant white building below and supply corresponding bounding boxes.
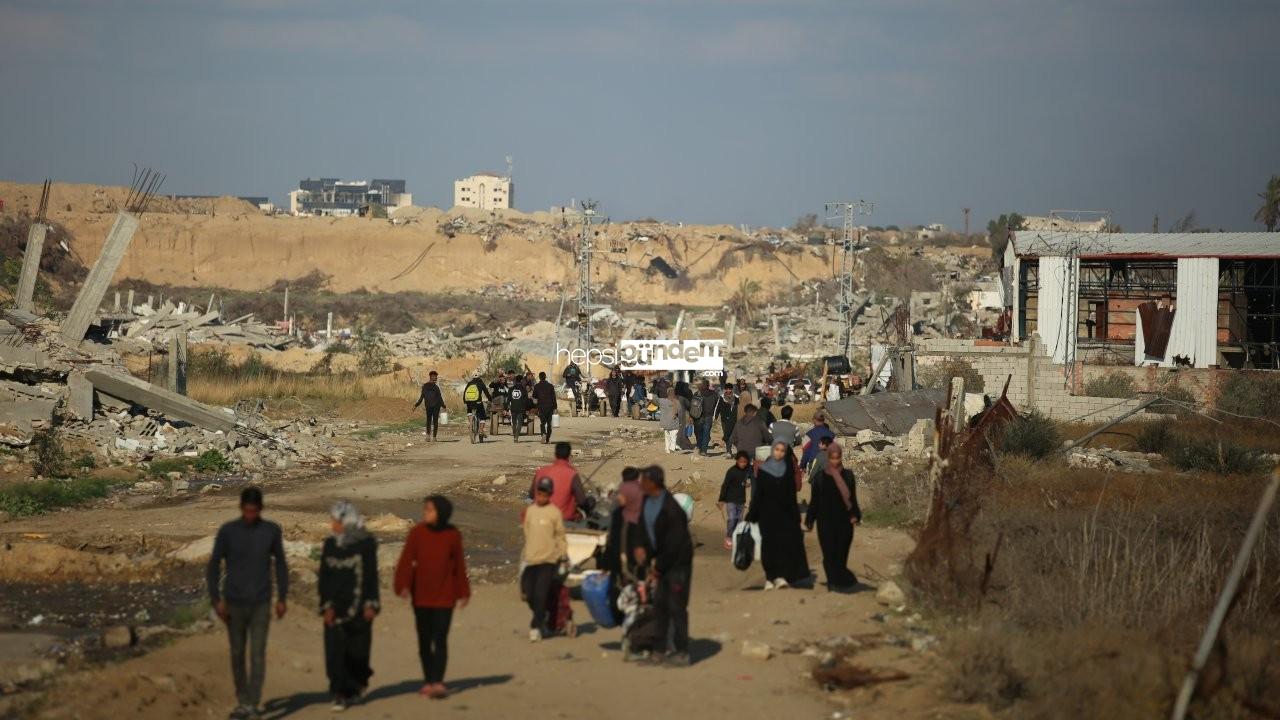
[454,173,513,210]
[288,178,411,217]
[1022,215,1107,232]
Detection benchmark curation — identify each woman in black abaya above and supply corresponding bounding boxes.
[745,441,810,589]
[805,443,861,591]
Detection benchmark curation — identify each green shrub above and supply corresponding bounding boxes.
[147,456,193,477]
[1084,372,1136,399]
[1135,419,1177,454]
[489,350,526,375]
[193,449,233,473]
[29,429,67,478]
[1215,373,1280,419]
[1166,436,1267,475]
[1150,383,1197,417]
[356,327,391,375]
[1001,411,1060,460]
[0,476,122,516]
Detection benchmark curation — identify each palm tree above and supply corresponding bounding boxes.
[729,278,762,322]
[1256,175,1280,232]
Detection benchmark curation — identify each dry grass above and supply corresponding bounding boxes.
[923,447,1280,718]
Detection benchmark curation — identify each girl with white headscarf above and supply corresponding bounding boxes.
[318,500,380,710]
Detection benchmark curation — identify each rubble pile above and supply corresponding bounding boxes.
[382,326,511,358]
[0,310,334,471]
[108,300,295,350]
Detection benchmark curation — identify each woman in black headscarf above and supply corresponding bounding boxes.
[745,441,810,589]
[805,443,861,591]
[318,500,380,710]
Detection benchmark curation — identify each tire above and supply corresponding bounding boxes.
[469,415,478,444]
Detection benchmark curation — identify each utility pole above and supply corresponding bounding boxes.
[825,200,875,359]
[576,199,608,379]
[963,207,971,237]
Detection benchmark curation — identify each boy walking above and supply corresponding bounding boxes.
[413,370,446,441]
[522,478,568,641]
[717,451,752,550]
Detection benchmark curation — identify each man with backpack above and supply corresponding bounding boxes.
[693,379,718,455]
[413,370,446,442]
[462,372,491,441]
[638,466,693,667]
[508,376,531,443]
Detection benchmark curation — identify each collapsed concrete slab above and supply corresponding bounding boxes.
[62,212,140,343]
[0,397,56,447]
[84,367,237,433]
[824,388,947,436]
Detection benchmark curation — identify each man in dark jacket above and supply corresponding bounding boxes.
[207,487,289,719]
[532,372,558,443]
[639,466,693,667]
[508,378,531,443]
[717,387,738,456]
[729,403,770,460]
[694,380,719,455]
[413,370,446,442]
[605,370,623,417]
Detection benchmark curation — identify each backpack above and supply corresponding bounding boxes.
[688,396,703,419]
[463,383,481,402]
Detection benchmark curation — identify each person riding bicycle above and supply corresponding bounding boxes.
[463,371,492,437]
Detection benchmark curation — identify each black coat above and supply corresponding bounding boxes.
[533,380,557,410]
[746,462,810,584]
[806,468,862,528]
[416,382,444,410]
[641,492,693,574]
[318,533,380,622]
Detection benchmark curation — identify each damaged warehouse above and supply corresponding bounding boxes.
[1006,231,1280,369]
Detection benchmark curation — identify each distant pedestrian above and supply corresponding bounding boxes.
[658,388,681,454]
[639,465,693,666]
[508,378,531,443]
[747,442,810,589]
[805,444,861,592]
[394,495,470,700]
[717,387,738,454]
[533,372,558,443]
[606,370,624,417]
[207,487,289,720]
[562,362,583,417]
[531,442,589,521]
[799,412,836,472]
[729,404,771,462]
[318,501,379,711]
[717,451,752,550]
[413,370,446,442]
[522,477,569,641]
[694,380,718,455]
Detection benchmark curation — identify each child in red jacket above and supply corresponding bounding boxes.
[394,495,470,699]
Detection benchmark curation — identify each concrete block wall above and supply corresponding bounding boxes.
[917,338,1145,422]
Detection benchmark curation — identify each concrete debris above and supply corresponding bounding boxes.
[1065,448,1156,473]
[100,625,134,649]
[875,580,906,607]
[740,640,773,661]
[109,303,293,350]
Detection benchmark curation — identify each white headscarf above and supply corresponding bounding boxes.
[329,500,366,546]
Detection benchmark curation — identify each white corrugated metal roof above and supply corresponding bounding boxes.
[1011,231,1280,259]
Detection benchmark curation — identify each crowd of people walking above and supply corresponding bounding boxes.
[204,367,859,717]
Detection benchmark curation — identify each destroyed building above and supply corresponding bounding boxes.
[1005,231,1280,369]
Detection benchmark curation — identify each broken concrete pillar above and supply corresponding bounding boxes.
[85,367,236,433]
[326,312,333,341]
[726,315,736,349]
[147,294,154,309]
[168,332,188,396]
[113,291,121,313]
[126,289,135,313]
[282,285,289,320]
[15,222,48,312]
[62,212,140,343]
[771,315,781,354]
[66,372,94,421]
[673,309,685,339]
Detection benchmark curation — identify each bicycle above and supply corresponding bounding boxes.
[467,410,483,444]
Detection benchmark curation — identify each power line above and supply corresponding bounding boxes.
[825,200,875,358]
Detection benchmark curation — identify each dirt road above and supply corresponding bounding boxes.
[7,415,954,720]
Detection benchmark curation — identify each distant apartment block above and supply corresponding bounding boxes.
[288,178,412,216]
[453,172,512,210]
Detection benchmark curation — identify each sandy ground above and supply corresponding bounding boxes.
[4,415,971,720]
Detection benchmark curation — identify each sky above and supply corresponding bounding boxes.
[1,0,1277,232]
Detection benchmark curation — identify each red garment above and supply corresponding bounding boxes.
[394,524,471,608]
[533,459,581,521]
